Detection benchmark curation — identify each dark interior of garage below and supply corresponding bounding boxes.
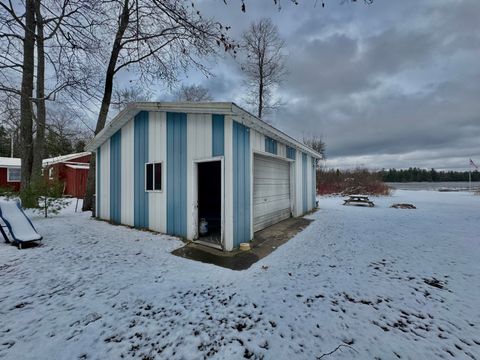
[197,161,221,246]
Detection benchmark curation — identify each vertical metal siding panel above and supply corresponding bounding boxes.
[121,119,134,226]
[302,153,308,213]
[277,143,286,158]
[251,129,264,152]
[224,117,234,251]
[233,121,251,248]
[264,137,278,155]
[101,139,110,220]
[134,111,149,228]
[110,130,122,223]
[187,113,212,239]
[306,155,312,212]
[212,114,225,157]
[148,111,167,233]
[96,147,101,218]
[294,150,302,217]
[167,112,187,237]
[312,157,317,208]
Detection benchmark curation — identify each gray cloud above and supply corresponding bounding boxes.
[151,0,480,170]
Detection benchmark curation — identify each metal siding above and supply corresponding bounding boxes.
[286,146,296,160]
[212,114,225,157]
[110,130,122,223]
[167,112,187,237]
[312,157,317,208]
[302,152,308,213]
[251,129,264,152]
[134,111,149,228]
[253,154,291,232]
[233,121,251,247]
[224,117,234,250]
[277,143,286,158]
[265,137,278,155]
[100,139,110,220]
[187,113,212,240]
[121,119,134,226]
[96,147,101,218]
[148,111,167,233]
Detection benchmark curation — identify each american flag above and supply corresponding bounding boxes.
[470,158,478,169]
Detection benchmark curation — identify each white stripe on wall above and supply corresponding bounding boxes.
[148,111,167,233]
[224,116,234,251]
[100,139,110,220]
[121,118,134,226]
[250,129,264,152]
[186,113,212,240]
[277,143,286,158]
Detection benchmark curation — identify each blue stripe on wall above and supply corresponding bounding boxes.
[233,120,251,247]
[265,137,277,155]
[286,146,296,160]
[134,111,149,228]
[96,147,101,218]
[212,114,225,157]
[167,112,187,237]
[302,153,308,213]
[110,130,122,224]
[312,157,316,208]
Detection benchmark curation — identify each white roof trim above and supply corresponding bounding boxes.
[65,163,90,170]
[42,152,91,166]
[85,102,322,158]
[0,157,21,167]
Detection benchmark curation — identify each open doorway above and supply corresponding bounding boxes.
[197,160,222,248]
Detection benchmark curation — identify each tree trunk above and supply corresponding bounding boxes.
[258,78,263,119]
[32,0,46,185]
[83,0,131,211]
[19,0,36,206]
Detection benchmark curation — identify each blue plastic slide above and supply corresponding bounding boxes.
[0,201,42,249]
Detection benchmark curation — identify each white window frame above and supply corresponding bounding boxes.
[7,167,21,182]
[145,161,163,192]
[48,167,54,180]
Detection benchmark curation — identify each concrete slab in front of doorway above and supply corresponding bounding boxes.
[171,215,314,270]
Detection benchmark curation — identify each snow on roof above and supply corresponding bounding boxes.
[65,163,90,170]
[42,152,90,166]
[0,157,21,167]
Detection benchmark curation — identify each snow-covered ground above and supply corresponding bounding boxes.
[1,190,479,360]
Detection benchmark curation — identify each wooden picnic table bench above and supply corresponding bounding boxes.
[343,194,375,207]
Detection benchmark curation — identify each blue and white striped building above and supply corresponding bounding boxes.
[86,102,321,251]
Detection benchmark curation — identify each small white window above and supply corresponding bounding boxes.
[145,162,162,191]
[7,167,21,182]
[49,167,54,179]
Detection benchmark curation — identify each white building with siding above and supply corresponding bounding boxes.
[86,102,321,251]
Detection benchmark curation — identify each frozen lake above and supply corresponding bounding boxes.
[388,181,480,191]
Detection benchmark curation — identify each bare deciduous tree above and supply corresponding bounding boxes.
[174,84,212,102]
[83,0,237,211]
[241,18,286,119]
[0,0,99,205]
[303,135,326,165]
[111,85,153,111]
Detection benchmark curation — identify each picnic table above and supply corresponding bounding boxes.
[343,194,375,207]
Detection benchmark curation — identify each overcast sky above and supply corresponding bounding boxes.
[133,0,480,170]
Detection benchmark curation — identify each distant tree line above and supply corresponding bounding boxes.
[379,168,480,182]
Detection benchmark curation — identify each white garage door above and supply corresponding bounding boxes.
[253,154,291,232]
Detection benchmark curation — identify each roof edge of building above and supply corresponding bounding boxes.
[85,102,321,158]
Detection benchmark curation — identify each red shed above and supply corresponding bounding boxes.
[0,157,21,192]
[43,152,91,198]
